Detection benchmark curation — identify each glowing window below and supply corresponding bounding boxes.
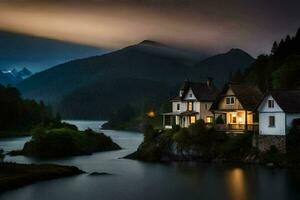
[188,102,193,111]
[190,116,196,124]
[206,116,213,123]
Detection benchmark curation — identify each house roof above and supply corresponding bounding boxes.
[211,82,263,111]
[263,90,300,113]
[171,80,219,102]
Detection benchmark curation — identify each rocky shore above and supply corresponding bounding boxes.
[0,163,84,193]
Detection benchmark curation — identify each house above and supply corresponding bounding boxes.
[210,83,263,133]
[256,89,300,152]
[162,78,219,129]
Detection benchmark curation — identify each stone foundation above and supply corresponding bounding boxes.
[254,135,286,153]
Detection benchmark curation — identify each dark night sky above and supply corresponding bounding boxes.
[0,0,299,71]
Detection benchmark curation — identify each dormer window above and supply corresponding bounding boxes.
[268,100,274,108]
[226,97,235,105]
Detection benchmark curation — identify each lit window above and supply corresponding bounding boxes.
[268,100,274,108]
[226,97,235,105]
[147,111,155,118]
[232,116,237,123]
[188,102,193,111]
[177,104,180,111]
[190,116,196,124]
[206,116,213,123]
[269,116,275,127]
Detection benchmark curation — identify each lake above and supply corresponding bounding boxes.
[1,120,300,200]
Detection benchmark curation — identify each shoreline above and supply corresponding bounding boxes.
[0,162,85,193]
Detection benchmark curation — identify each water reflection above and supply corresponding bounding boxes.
[226,168,247,200]
[1,121,300,200]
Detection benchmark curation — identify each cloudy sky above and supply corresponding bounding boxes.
[0,0,299,71]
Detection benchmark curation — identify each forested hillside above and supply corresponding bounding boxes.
[243,28,300,91]
[0,85,54,131]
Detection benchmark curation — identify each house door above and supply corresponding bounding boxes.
[229,113,237,124]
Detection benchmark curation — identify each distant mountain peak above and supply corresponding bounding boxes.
[20,67,32,76]
[138,40,167,47]
[0,67,32,85]
[227,48,251,55]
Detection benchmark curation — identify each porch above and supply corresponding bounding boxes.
[214,124,258,133]
[162,111,198,129]
[213,110,258,133]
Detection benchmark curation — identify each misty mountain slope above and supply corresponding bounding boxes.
[18,41,255,119]
[58,77,176,119]
[18,41,192,104]
[190,49,255,85]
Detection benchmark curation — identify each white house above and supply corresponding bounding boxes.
[162,78,219,129]
[256,89,300,152]
[257,90,300,135]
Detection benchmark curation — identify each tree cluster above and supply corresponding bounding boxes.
[0,85,55,131]
[233,27,300,91]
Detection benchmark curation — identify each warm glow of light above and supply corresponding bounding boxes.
[147,111,156,118]
[226,168,247,200]
[206,116,213,123]
[0,2,221,50]
[238,117,243,123]
[190,116,196,124]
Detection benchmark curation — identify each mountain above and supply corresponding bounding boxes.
[0,68,32,85]
[18,41,254,119]
[190,48,255,86]
[0,30,106,72]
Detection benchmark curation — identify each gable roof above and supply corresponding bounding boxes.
[211,82,263,111]
[171,80,219,102]
[261,90,300,113]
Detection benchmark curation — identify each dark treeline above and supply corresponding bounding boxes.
[0,85,55,131]
[235,27,300,91]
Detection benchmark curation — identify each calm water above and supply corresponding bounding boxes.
[1,120,300,200]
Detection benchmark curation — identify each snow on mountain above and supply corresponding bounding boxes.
[0,67,32,85]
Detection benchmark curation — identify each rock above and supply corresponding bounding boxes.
[266,162,275,167]
[89,172,112,176]
[0,163,84,192]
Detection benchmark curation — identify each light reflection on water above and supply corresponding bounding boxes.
[0,120,299,200]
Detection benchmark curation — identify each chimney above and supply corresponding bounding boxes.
[207,77,213,87]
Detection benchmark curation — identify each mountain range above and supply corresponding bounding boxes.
[17,41,254,119]
[0,68,32,85]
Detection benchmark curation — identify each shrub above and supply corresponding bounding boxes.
[215,115,225,124]
[173,128,191,149]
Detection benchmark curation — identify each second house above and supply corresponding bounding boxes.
[162,78,219,129]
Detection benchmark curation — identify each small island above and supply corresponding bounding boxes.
[11,127,121,158]
[0,162,84,193]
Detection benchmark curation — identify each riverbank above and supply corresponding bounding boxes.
[0,162,84,193]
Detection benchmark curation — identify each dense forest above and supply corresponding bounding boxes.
[241,28,300,91]
[0,85,56,132]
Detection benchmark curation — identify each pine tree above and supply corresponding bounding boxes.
[271,41,278,55]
